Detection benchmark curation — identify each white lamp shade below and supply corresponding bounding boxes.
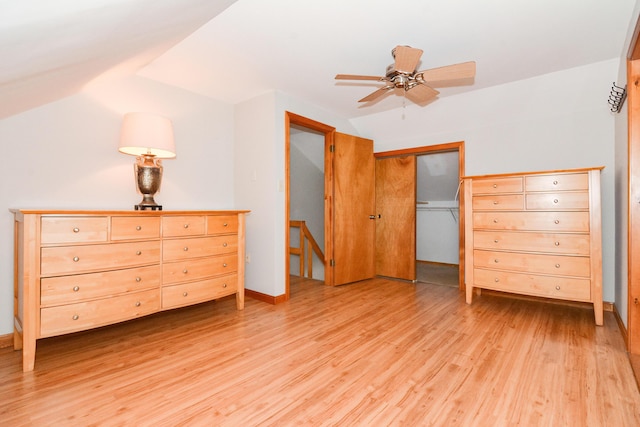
[118,112,176,158]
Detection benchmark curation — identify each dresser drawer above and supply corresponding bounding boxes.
[473,231,590,255]
[473,211,590,232]
[163,236,238,261]
[525,173,589,192]
[525,191,589,210]
[162,216,206,237]
[41,241,161,276]
[111,216,160,240]
[162,254,238,284]
[471,177,523,195]
[41,265,160,306]
[207,215,239,235]
[40,289,160,337]
[473,268,591,301]
[473,249,590,277]
[472,194,524,211]
[41,217,108,244]
[162,274,238,309]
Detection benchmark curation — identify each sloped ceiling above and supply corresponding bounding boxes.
[0,0,636,120]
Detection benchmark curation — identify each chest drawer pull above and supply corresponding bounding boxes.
[555,285,561,290]
[494,259,499,263]
[555,264,561,268]
[493,219,498,223]
[183,247,189,251]
[73,256,80,262]
[555,241,560,246]
[135,301,141,307]
[553,180,558,185]
[553,199,559,204]
[494,278,499,282]
[554,220,560,224]
[183,269,188,274]
[136,225,142,231]
[223,223,228,227]
[135,277,141,282]
[73,286,80,292]
[223,263,228,267]
[72,314,79,320]
[73,227,80,233]
[493,184,497,188]
[223,283,228,288]
[494,239,499,243]
[183,224,189,229]
[136,251,142,255]
[223,242,228,247]
[183,292,188,297]
[493,201,499,205]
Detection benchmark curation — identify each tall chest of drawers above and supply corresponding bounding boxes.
[463,167,603,325]
[12,210,248,372]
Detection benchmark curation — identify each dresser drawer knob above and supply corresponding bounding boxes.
[72,314,79,320]
[555,264,561,268]
[223,283,227,288]
[493,219,498,223]
[73,256,80,262]
[183,224,189,229]
[136,225,142,231]
[73,227,80,233]
[493,201,498,205]
[494,278,499,282]
[553,199,559,204]
[554,220,560,224]
[493,184,497,188]
[135,277,141,282]
[223,263,228,267]
[183,247,189,251]
[555,285,561,290]
[555,241,560,246]
[183,292,188,297]
[73,286,80,292]
[553,180,558,185]
[183,269,188,274]
[223,223,228,227]
[494,259,499,263]
[494,239,499,243]
[135,301,141,307]
[223,242,228,247]
[136,251,142,256]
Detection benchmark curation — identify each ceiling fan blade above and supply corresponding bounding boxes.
[393,45,423,73]
[418,61,476,84]
[335,74,385,81]
[359,86,394,102]
[405,83,439,104]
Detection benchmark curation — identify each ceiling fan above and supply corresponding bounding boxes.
[335,45,476,105]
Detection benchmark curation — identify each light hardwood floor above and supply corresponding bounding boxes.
[1,277,639,426]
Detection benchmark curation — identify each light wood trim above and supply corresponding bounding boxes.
[0,333,12,349]
[285,111,335,294]
[244,288,287,305]
[629,58,640,353]
[374,141,463,158]
[461,166,604,181]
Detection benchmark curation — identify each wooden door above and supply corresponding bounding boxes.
[332,132,375,285]
[375,156,416,280]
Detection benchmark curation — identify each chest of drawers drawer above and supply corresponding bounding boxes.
[40,289,160,337]
[473,211,590,232]
[473,249,590,277]
[162,216,206,237]
[471,177,523,194]
[162,254,237,284]
[473,231,590,255]
[40,265,160,306]
[525,173,589,192]
[472,194,524,210]
[41,240,161,276]
[111,216,160,240]
[163,235,237,261]
[207,215,239,234]
[525,191,589,210]
[473,268,591,301]
[41,216,108,244]
[162,275,238,309]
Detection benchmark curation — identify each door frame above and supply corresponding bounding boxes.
[285,112,335,299]
[375,141,465,289]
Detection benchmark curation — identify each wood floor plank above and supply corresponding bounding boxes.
[0,276,639,426]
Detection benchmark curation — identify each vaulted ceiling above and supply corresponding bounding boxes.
[1,0,636,120]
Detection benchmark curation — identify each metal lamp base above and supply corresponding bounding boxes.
[134,205,162,211]
[133,155,164,211]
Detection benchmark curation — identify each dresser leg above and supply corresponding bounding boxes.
[594,301,604,326]
[466,285,473,304]
[22,339,36,372]
[236,291,245,310]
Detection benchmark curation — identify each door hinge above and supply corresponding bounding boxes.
[330,145,335,152]
[330,259,335,267]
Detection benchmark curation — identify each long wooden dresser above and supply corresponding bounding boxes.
[12,210,248,371]
[463,167,603,325]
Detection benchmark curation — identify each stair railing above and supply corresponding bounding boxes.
[289,220,324,278]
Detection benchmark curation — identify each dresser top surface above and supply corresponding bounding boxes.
[461,166,604,181]
[10,209,250,217]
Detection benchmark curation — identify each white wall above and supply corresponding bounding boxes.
[0,75,235,335]
[234,91,358,297]
[352,60,618,303]
[416,202,459,265]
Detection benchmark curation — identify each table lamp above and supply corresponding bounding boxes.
[118,112,176,210]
